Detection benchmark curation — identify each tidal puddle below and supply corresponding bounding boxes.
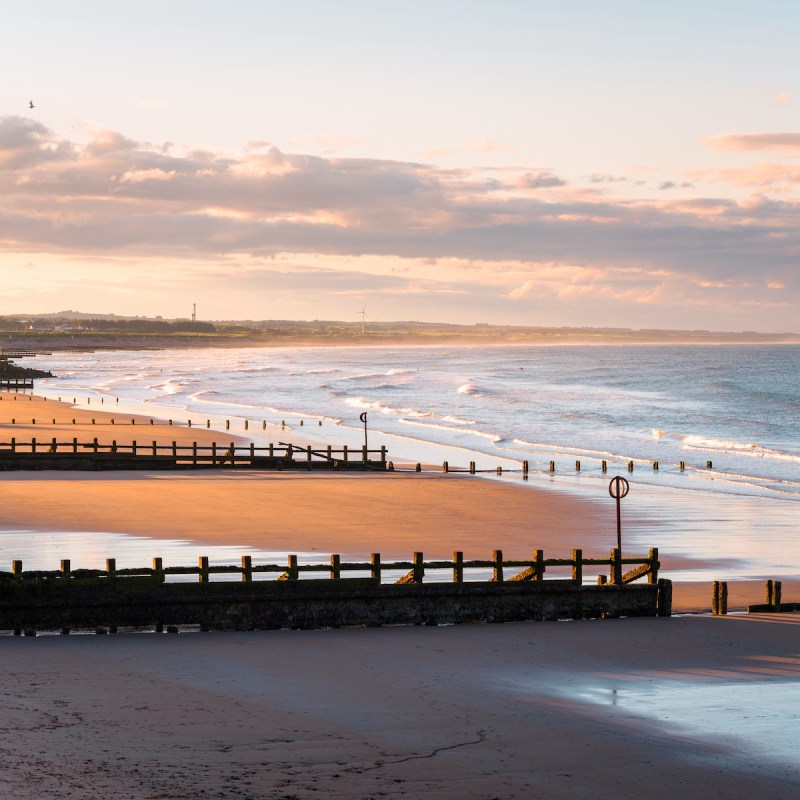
[574,680,800,769]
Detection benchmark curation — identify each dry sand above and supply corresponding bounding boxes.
[2,393,800,798]
[2,615,800,799]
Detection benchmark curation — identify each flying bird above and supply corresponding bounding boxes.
[29,100,35,109]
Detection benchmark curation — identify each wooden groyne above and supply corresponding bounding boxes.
[710,579,799,615]
[0,438,388,471]
[0,378,33,391]
[1,549,670,634]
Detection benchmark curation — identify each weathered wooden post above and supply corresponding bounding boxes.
[679,461,686,470]
[199,556,209,583]
[330,554,341,580]
[533,549,545,581]
[415,463,421,472]
[242,555,252,583]
[12,560,22,577]
[493,549,504,583]
[31,437,37,453]
[442,461,449,473]
[343,444,349,462]
[453,551,464,583]
[106,558,116,578]
[657,579,673,616]
[287,554,299,581]
[627,460,634,472]
[153,557,164,583]
[610,548,622,585]
[706,460,713,469]
[380,445,387,464]
[229,443,236,466]
[653,461,659,470]
[712,581,728,615]
[572,549,583,585]
[60,559,71,577]
[244,420,248,430]
[413,551,425,583]
[72,437,78,453]
[648,547,659,583]
[602,460,607,472]
[172,440,177,458]
[575,460,581,471]
[193,442,198,465]
[496,466,503,475]
[152,440,157,456]
[226,420,230,430]
[549,460,555,472]
[469,461,476,474]
[767,579,782,611]
[371,553,382,582]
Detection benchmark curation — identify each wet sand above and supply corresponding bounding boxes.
[2,615,800,799]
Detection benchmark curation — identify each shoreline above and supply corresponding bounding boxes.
[1,392,797,612]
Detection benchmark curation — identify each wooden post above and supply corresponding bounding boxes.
[269,443,274,458]
[242,555,252,583]
[371,553,382,581]
[307,445,312,463]
[453,551,464,583]
[10,437,15,452]
[226,420,230,430]
[533,549,545,581]
[250,443,255,460]
[653,461,659,470]
[50,437,57,453]
[343,444,348,462]
[767,579,782,611]
[575,460,581,471]
[287,554,298,581]
[549,460,555,472]
[657,578,673,617]
[229,443,235,465]
[442,461,449,473]
[597,574,608,585]
[572,549,583,585]
[106,558,116,577]
[648,547,659,583]
[706,461,713,469]
[330,554,341,580]
[131,440,137,455]
[496,466,502,475]
[380,446,387,464]
[680,461,686,470]
[93,437,98,453]
[610,548,622,585]
[12,560,22,576]
[31,437,37,453]
[413,551,424,583]
[211,442,216,463]
[153,557,164,583]
[73,437,78,453]
[60,559,70,576]
[492,549,504,583]
[199,556,209,583]
[712,581,728,615]
[415,463,421,472]
[602,460,607,472]
[362,445,367,464]
[469,461,476,474]
[152,440,157,456]
[627,461,634,472]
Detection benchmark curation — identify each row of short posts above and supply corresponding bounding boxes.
[435,460,713,474]
[712,579,783,615]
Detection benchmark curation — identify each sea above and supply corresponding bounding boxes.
[6,342,800,582]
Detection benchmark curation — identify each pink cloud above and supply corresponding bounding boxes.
[703,132,800,152]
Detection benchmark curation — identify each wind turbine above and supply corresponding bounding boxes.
[358,305,368,334]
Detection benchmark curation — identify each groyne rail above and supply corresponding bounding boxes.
[0,549,670,634]
[0,438,388,471]
[0,379,33,390]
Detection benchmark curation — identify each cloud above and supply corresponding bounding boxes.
[2,115,800,329]
[704,132,800,152]
[773,91,790,107]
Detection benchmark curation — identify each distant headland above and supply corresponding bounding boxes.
[1,312,798,350]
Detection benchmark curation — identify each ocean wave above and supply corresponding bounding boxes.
[344,397,432,418]
[457,383,482,396]
[400,419,503,442]
[681,434,800,463]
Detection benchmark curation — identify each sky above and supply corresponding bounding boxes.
[1,0,799,331]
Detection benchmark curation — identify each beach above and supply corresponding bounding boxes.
[3,615,800,799]
[2,391,799,797]
[0,392,794,612]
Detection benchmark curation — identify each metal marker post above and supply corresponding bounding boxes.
[360,412,368,456]
[608,476,630,554]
